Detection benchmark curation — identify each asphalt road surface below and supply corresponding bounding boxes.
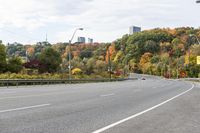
[0,75,199,133]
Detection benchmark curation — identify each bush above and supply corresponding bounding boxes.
[7,57,23,73]
[0,73,63,79]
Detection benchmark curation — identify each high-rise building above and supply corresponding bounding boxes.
[129,26,141,35]
[88,38,93,43]
[78,37,86,43]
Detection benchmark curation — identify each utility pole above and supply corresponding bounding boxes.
[68,40,72,80]
[45,33,48,42]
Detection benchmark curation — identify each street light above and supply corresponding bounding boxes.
[107,44,112,80]
[196,0,200,3]
[68,28,84,80]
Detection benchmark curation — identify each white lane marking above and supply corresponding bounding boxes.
[92,84,194,133]
[0,104,50,113]
[0,91,76,100]
[101,93,115,97]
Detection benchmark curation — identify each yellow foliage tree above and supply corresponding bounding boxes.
[114,51,124,63]
[72,68,82,75]
[139,52,153,73]
[106,44,116,63]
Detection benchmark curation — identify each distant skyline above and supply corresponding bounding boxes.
[0,0,199,44]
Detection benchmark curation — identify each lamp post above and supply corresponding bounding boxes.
[196,0,200,3]
[68,28,83,80]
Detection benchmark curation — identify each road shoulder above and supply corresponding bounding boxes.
[105,83,200,133]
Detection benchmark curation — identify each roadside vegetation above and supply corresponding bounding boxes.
[0,27,200,79]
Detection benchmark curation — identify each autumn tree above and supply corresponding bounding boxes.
[139,52,153,74]
[26,47,35,60]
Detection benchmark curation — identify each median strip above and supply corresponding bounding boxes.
[0,104,50,113]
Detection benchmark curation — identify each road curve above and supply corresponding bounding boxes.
[0,76,198,133]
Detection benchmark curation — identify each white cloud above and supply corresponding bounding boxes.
[0,0,199,43]
[0,0,92,30]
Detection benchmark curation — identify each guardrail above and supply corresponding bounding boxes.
[0,78,136,87]
[182,78,200,82]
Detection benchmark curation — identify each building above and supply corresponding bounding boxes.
[129,26,141,35]
[78,37,86,43]
[88,38,93,43]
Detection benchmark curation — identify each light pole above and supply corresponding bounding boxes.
[196,0,200,3]
[68,28,83,80]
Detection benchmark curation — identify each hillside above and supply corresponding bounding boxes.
[0,27,200,78]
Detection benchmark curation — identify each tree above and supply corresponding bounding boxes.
[94,60,107,73]
[139,52,153,73]
[80,49,93,59]
[7,57,23,73]
[39,48,62,73]
[23,60,43,70]
[26,47,35,60]
[0,44,7,73]
[86,58,96,74]
[144,40,160,54]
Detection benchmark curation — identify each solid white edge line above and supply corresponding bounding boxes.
[0,104,51,113]
[92,83,195,133]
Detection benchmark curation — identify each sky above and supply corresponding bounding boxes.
[0,0,199,44]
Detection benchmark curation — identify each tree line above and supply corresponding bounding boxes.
[0,27,200,79]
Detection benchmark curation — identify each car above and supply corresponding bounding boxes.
[141,77,146,80]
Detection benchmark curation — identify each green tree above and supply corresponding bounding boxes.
[39,48,62,73]
[144,40,160,54]
[80,49,93,59]
[0,44,7,73]
[86,58,96,74]
[7,57,23,73]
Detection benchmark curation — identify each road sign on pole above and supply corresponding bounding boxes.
[197,56,200,64]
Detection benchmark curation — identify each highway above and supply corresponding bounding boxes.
[0,75,199,133]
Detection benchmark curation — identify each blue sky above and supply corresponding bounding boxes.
[0,0,199,44]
